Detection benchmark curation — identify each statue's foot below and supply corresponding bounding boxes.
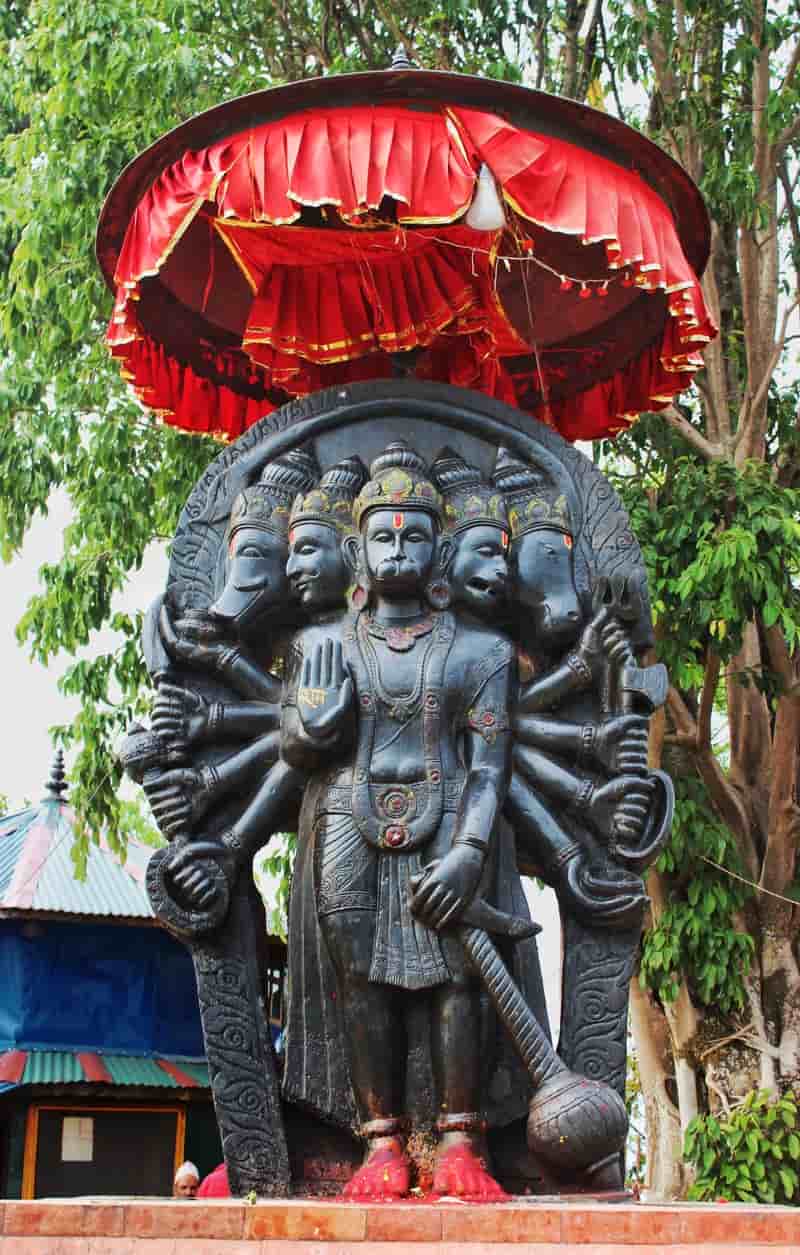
[431,1132,509,1202]
[341,1136,411,1201]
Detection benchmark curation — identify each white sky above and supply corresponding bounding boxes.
[0,488,169,810]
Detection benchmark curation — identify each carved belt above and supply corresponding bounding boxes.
[342,612,457,853]
[317,777,464,819]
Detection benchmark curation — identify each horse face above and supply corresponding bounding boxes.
[511,528,581,650]
[210,526,289,629]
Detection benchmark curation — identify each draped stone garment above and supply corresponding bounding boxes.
[282,793,550,1131]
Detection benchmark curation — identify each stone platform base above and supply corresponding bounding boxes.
[0,1198,798,1252]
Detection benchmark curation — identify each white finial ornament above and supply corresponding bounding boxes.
[465,163,507,231]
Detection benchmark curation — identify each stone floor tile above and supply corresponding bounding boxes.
[364,1203,443,1242]
[123,1201,244,1240]
[441,1202,561,1243]
[245,1201,367,1242]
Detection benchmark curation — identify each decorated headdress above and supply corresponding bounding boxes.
[353,441,442,529]
[431,447,509,538]
[492,447,572,540]
[290,455,368,534]
[227,445,319,540]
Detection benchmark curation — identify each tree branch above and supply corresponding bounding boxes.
[736,296,800,446]
[666,685,756,873]
[698,225,732,446]
[776,111,800,159]
[697,650,721,751]
[780,36,800,94]
[674,0,689,52]
[762,694,800,897]
[779,157,800,263]
[762,623,800,698]
[661,405,722,460]
[598,7,626,120]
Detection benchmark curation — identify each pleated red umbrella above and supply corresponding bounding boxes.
[97,63,715,443]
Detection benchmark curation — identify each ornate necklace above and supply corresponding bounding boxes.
[359,615,438,722]
[365,613,436,654]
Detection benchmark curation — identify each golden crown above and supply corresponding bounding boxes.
[492,447,572,540]
[290,455,367,534]
[431,447,509,536]
[352,442,442,530]
[228,445,319,540]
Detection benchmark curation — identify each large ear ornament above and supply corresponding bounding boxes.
[342,534,369,610]
[426,578,451,611]
[348,581,369,611]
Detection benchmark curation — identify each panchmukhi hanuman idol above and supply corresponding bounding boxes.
[120,381,673,1200]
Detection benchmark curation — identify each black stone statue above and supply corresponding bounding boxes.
[119,379,672,1199]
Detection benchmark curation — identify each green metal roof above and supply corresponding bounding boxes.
[103,1055,210,1088]
[22,1050,85,1085]
[7,1049,209,1089]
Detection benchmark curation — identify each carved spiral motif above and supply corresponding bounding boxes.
[221,1024,250,1051]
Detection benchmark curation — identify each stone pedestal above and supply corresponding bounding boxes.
[1,1197,798,1252]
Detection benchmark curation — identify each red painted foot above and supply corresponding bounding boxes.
[431,1141,509,1202]
[341,1137,411,1201]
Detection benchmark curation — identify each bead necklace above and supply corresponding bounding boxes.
[359,615,438,722]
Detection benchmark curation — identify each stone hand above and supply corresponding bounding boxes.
[599,618,633,668]
[144,766,217,838]
[558,852,647,929]
[572,609,615,686]
[585,775,657,843]
[593,715,649,776]
[410,847,484,931]
[166,840,237,912]
[297,638,352,738]
[575,609,635,678]
[152,682,210,751]
[159,604,232,672]
[611,775,659,848]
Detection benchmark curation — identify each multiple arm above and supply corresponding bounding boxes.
[137,591,659,930]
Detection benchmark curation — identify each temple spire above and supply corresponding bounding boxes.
[390,45,414,70]
[44,748,68,801]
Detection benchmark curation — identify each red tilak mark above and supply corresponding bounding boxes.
[501,531,509,548]
[564,534,573,549]
[289,529,296,545]
[392,512,405,530]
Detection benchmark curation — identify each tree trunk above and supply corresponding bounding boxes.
[629,978,688,1198]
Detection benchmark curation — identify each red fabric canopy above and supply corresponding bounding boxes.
[107,102,715,442]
